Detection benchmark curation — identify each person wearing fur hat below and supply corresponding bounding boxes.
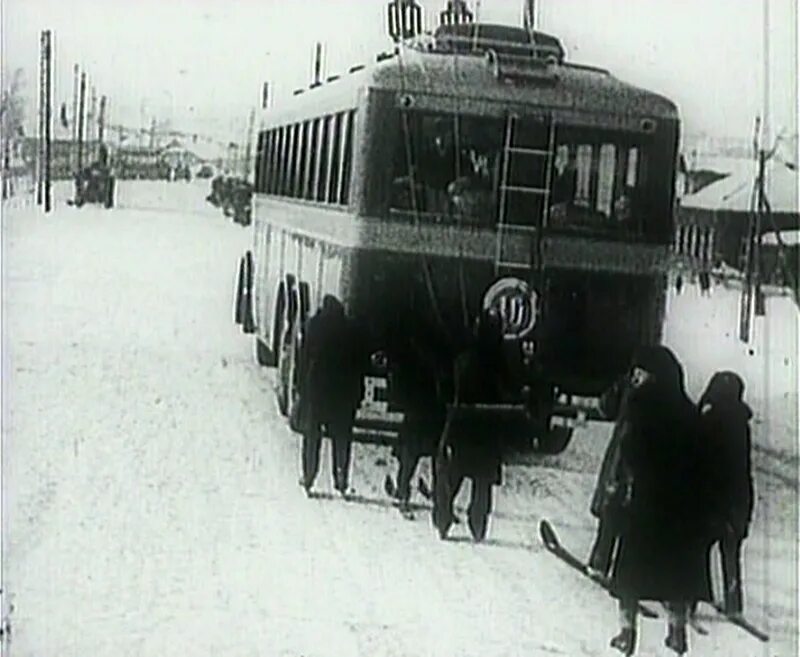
[606,346,712,656]
[698,371,754,617]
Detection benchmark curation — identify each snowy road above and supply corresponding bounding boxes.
[2,182,796,656]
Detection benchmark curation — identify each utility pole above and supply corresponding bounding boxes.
[98,95,107,144]
[243,108,256,180]
[37,31,46,206]
[43,30,52,212]
[71,63,79,169]
[77,72,86,172]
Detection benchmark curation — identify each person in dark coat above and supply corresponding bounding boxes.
[607,346,711,656]
[384,333,447,511]
[433,309,507,542]
[698,371,754,617]
[297,295,365,498]
[587,367,637,580]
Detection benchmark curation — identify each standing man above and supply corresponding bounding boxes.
[433,309,507,542]
[297,295,365,498]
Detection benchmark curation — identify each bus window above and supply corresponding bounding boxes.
[295,122,309,198]
[549,129,651,238]
[339,111,355,204]
[327,113,343,203]
[316,117,331,202]
[305,119,320,200]
[391,111,502,225]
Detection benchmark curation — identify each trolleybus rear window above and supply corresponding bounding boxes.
[389,111,661,240]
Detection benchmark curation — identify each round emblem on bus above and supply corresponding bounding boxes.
[482,277,538,339]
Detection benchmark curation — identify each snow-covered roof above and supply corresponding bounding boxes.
[762,229,800,247]
[681,156,798,214]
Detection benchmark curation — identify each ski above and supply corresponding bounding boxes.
[711,604,769,642]
[538,519,659,620]
[687,617,709,636]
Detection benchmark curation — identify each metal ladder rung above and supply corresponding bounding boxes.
[495,260,531,269]
[497,224,539,233]
[507,146,550,156]
[500,185,550,195]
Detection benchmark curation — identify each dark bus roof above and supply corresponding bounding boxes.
[263,31,678,126]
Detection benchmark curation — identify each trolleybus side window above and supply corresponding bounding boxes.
[289,123,300,197]
[280,125,291,195]
[295,122,308,198]
[306,119,320,200]
[264,130,274,193]
[302,120,315,200]
[255,132,265,192]
[339,111,355,204]
[327,113,343,202]
[316,117,331,202]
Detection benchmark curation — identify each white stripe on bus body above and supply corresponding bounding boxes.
[254,196,672,274]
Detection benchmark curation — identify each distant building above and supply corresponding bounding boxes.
[676,156,799,293]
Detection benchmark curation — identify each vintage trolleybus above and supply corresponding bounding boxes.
[235,20,680,453]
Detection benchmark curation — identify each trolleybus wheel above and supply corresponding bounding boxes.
[536,426,574,455]
[234,256,246,325]
[277,322,300,421]
[241,252,256,334]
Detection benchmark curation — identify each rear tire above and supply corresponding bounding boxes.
[234,256,246,325]
[277,321,302,426]
[536,426,574,455]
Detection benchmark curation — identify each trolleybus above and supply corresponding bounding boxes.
[234,20,680,453]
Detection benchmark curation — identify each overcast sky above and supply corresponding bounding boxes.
[2,0,797,147]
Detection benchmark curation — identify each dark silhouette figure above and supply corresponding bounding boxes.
[385,333,447,510]
[607,346,712,656]
[698,371,754,617]
[297,295,365,497]
[675,273,684,295]
[433,309,507,542]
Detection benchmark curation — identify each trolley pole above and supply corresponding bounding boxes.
[77,72,86,172]
[43,30,53,212]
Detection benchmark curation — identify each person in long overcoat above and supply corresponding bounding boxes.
[385,332,448,510]
[297,295,365,497]
[433,309,507,542]
[698,371,754,616]
[607,346,712,656]
[587,368,636,579]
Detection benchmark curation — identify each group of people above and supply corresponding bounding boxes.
[295,298,511,542]
[586,347,754,655]
[293,297,754,657]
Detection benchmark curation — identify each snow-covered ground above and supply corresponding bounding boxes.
[2,181,797,657]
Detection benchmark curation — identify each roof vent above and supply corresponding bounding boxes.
[431,23,565,63]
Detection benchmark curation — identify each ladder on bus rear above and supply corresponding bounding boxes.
[494,114,556,274]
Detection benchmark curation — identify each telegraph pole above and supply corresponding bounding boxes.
[98,95,107,144]
[77,72,86,172]
[243,108,256,180]
[71,63,79,168]
[43,30,52,212]
[37,31,46,205]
